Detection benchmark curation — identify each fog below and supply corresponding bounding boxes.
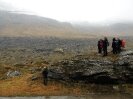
[0,0,133,23]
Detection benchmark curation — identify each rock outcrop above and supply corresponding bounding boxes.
[48,50,133,84]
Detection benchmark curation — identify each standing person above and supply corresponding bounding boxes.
[42,66,48,85]
[103,37,109,56]
[97,39,103,54]
[117,38,122,53]
[112,38,117,54]
[114,38,119,54]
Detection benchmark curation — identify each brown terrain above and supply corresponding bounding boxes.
[0,11,133,96]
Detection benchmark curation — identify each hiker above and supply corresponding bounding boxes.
[103,37,109,56]
[112,38,117,54]
[117,38,122,53]
[97,39,103,54]
[42,66,48,85]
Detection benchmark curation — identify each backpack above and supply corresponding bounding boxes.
[121,40,126,48]
[99,41,103,48]
[115,40,119,48]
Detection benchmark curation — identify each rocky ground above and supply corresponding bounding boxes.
[0,37,133,96]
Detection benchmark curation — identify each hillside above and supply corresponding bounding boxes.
[0,11,95,38]
[1,11,133,38]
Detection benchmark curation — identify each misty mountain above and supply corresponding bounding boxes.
[0,11,95,38]
[0,10,133,38]
[72,22,133,37]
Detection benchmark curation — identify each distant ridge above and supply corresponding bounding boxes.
[0,11,95,38]
[72,22,133,37]
[0,10,133,38]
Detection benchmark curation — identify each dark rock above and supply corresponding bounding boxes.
[47,51,133,84]
[49,58,115,84]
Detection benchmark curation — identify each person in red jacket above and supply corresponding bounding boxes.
[97,39,103,54]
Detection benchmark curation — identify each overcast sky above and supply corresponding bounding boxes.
[0,0,133,23]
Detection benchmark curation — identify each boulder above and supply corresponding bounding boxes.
[48,58,115,84]
[48,52,133,84]
[7,70,21,78]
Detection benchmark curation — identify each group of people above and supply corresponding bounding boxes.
[41,37,126,86]
[98,37,125,56]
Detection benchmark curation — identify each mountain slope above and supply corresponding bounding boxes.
[0,11,95,38]
[0,11,133,38]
